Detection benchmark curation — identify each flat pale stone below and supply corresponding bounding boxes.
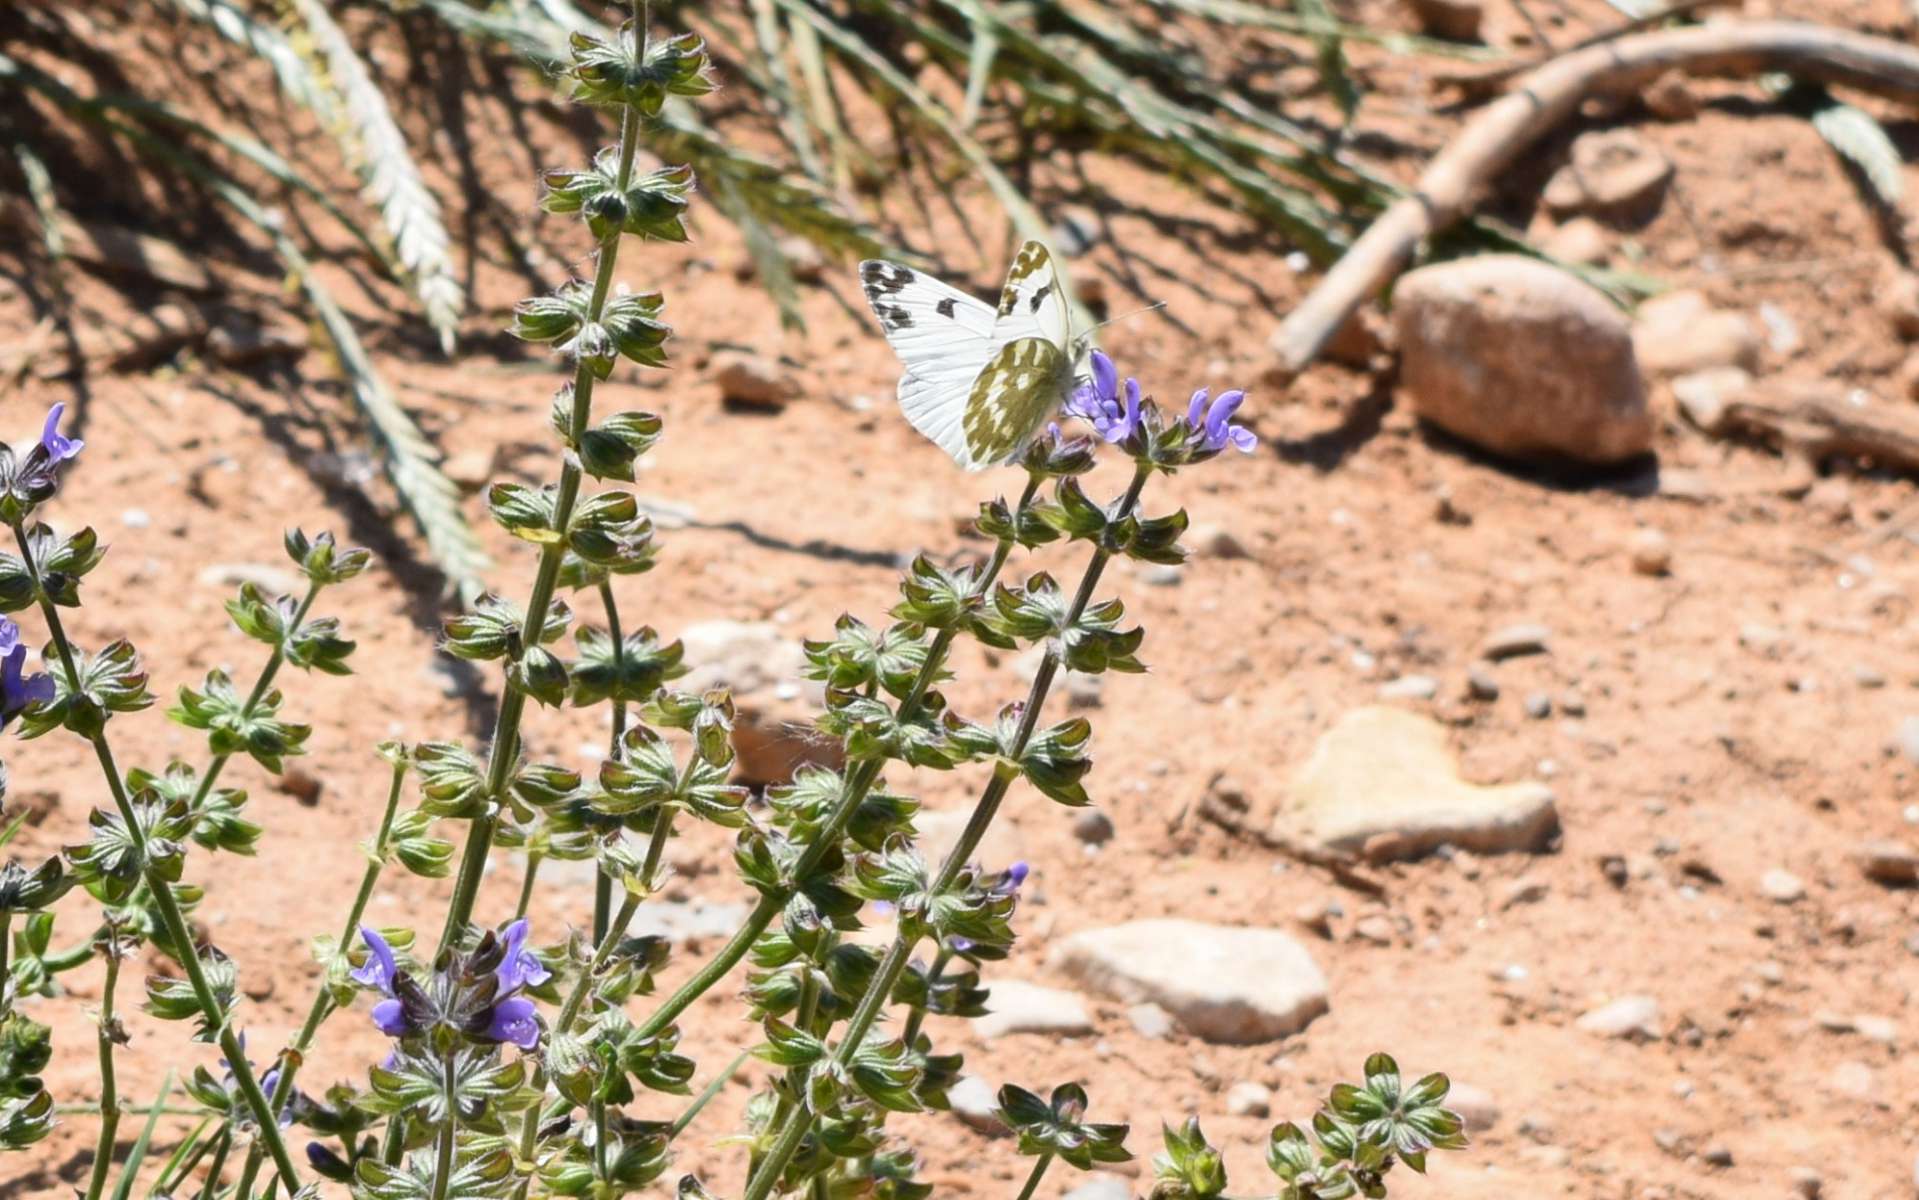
[947,1075,1007,1135]
[974,980,1095,1040]
[1273,706,1559,860]
[917,807,1027,873]
[1050,919,1328,1044]
[1577,994,1661,1040]
[1063,1176,1132,1200]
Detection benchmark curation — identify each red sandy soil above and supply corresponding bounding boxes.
[2,0,1917,1197]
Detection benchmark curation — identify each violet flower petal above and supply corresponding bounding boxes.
[1188,388,1209,428]
[39,403,82,463]
[351,926,398,992]
[496,918,551,992]
[369,997,410,1038]
[486,996,541,1050]
[1090,350,1117,403]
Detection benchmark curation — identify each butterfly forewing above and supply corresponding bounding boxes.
[962,337,1071,465]
[991,241,1070,350]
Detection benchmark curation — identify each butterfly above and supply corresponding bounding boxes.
[859,240,1085,470]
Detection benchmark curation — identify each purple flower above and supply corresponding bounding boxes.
[495,919,550,993]
[351,926,398,991]
[947,936,976,954]
[988,860,1029,898]
[0,620,53,723]
[1186,388,1256,454]
[485,995,541,1050]
[1064,351,1145,444]
[38,404,82,464]
[351,927,415,1038]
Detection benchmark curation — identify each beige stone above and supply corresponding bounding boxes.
[1273,705,1559,860]
[1543,129,1674,220]
[1394,255,1651,463]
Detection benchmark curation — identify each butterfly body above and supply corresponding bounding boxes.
[859,241,1081,470]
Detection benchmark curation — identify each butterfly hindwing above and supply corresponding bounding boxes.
[962,336,1072,466]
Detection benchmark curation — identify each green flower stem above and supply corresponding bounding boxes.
[11,521,305,1196]
[630,476,1044,1042]
[430,1047,458,1200]
[436,101,646,957]
[509,884,647,1200]
[229,755,408,1200]
[195,1129,233,1200]
[81,950,120,1200]
[742,467,1151,1200]
[192,577,326,810]
[593,577,628,944]
[1013,1154,1054,1200]
[515,853,544,920]
[0,911,11,1002]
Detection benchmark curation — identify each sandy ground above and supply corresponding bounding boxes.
[2,0,1918,1197]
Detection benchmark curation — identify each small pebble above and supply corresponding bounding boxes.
[1481,623,1551,661]
[1139,564,1183,587]
[1127,1003,1174,1040]
[1759,868,1805,903]
[1466,661,1500,701]
[1379,674,1438,701]
[1629,528,1672,576]
[1787,1166,1822,1199]
[1523,692,1553,719]
[120,508,151,529]
[1224,1081,1272,1118]
[1703,1146,1733,1168]
[1073,809,1117,846]
[1854,664,1887,689]
[1559,689,1586,717]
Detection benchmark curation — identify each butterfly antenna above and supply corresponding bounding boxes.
[1085,300,1167,335]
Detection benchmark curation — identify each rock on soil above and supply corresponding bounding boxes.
[1273,705,1559,861]
[1576,994,1662,1040]
[677,620,836,784]
[1853,839,1919,887]
[1406,0,1481,41]
[1051,918,1329,1044]
[974,980,1096,1040]
[1393,255,1652,464]
[917,806,1026,873]
[1543,129,1674,221]
[1447,1083,1501,1132]
[1633,290,1761,377]
[1063,1176,1132,1200]
[1225,1081,1272,1117]
[948,1075,1006,1135]
[711,351,801,408]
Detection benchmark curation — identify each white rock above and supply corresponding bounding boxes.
[1541,217,1609,266]
[1062,1176,1132,1200]
[1447,1083,1501,1132]
[1225,1081,1272,1118]
[1576,994,1661,1040]
[1853,839,1919,887]
[1759,869,1805,904]
[947,1075,1007,1135]
[1481,623,1552,661]
[1896,716,1919,765]
[1629,528,1672,577]
[1394,256,1651,463]
[1378,674,1439,701]
[1052,919,1328,1044]
[1273,706,1558,861]
[1672,367,1754,432]
[974,980,1095,1040]
[1127,1002,1174,1039]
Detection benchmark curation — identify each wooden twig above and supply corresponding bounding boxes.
[1272,21,1919,376]
[1686,379,1919,477]
[1434,0,1729,99]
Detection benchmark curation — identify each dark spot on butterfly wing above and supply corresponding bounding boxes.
[1029,282,1052,314]
[936,297,957,318]
[884,305,913,329]
[859,261,916,297]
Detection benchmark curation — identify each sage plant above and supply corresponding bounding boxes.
[0,7,1468,1200]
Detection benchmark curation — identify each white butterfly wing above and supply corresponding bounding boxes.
[990,240,1070,352]
[860,259,999,468]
